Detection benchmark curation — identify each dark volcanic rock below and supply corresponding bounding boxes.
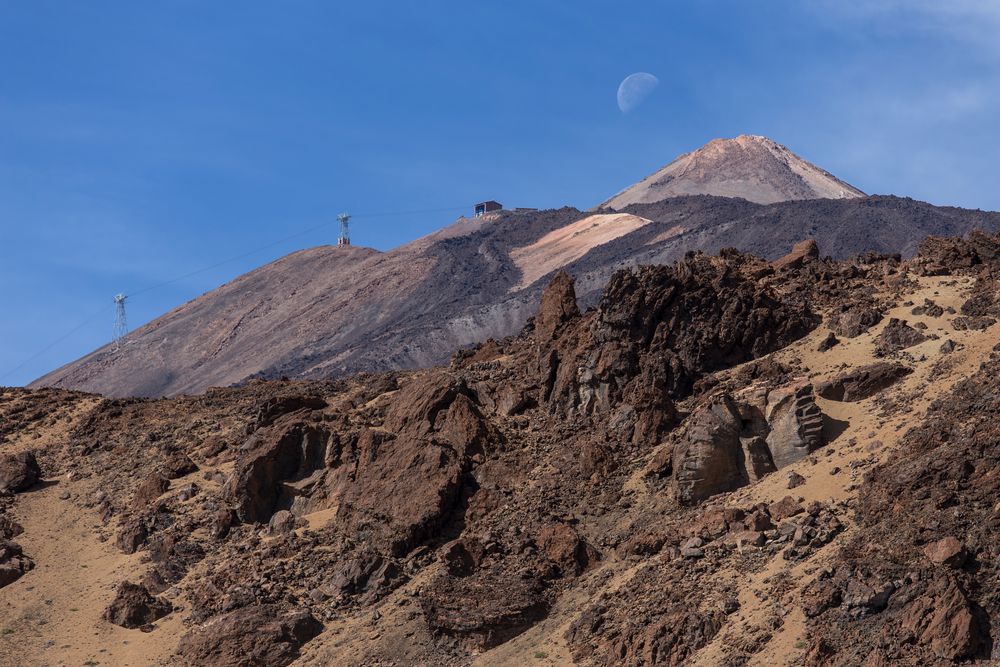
[873,319,927,357]
[0,451,40,493]
[103,581,172,628]
[0,539,34,588]
[815,363,913,402]
[817,331,839,352]
[421,573,549,650]
[226,417,333,523]
[176,604,322,667]
[827,303,883,338]
[900,576,987,661]
[534,271,580,340]
[672,395,746,505]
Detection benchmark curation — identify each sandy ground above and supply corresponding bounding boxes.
[0,480,182,667]
[509,214,653,290]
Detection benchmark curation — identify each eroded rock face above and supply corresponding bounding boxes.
[226,417,333,524]
[673,395,746,505]
[0,451,40,493]
[765,384,824,469]
[672,384,825,504]
[103,581,172,629]
[421,574,549,650]
[815,363,913,402]
[176,605,322,667]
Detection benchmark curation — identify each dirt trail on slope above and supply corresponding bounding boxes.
[0,481,182,667]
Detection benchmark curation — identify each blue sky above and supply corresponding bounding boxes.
[2,1,999,386]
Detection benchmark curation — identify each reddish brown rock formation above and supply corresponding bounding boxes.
[176,605,322,666]
[103,581,173,629]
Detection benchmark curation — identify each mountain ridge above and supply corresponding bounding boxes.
[601,134,865,208]
[32,195,1000,397]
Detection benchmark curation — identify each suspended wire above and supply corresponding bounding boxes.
[127,219,330,298]
[0,305,107,383]
[2,202,474,383]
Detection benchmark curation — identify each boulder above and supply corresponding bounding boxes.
[176,605,322,667]
[827,304,883,338]
[132,473,170,509]
[0,539,33,588]
[772,239,819,271]
[421,572,548,650]
[815,363,912,402]
[103,581,172,629]
[0,451,40,493]
[817,332,839,352]
[538,522,593,576]
[764,384,824,469]
[873,319,927,357]
[923,537,967,569]
[226,419,334,523]
[673,395,746,505]
[268,510,296,535]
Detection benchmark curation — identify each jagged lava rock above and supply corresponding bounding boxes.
[103,581,173,629]
[176,605,322,667]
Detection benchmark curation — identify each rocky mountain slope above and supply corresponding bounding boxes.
[5,230,1000,665]
[600,135,865,208]
[32,193,1000,398]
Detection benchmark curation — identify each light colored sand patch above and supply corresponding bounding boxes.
[509,213,653,290]
[0,482,182,667]
[644,224,687,247]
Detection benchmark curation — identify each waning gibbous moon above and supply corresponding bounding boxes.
[617,72,659,113]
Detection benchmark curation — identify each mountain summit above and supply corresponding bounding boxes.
[601,134,865,207]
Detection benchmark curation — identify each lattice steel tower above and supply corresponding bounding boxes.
[337,212,351,247]
[113,293,128,350]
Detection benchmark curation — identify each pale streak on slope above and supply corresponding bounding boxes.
[509,213,654,290]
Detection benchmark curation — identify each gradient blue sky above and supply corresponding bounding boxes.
[2,1,999,386]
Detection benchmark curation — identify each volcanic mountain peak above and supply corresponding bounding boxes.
[601,134,865,208]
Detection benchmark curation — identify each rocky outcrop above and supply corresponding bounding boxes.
[901,576,987,661]
[915,230,1000,275]
[873,319,927,357]
[103,581,172,629]
[764,384,824,469]
[226,416,333,523]
[534,271,580,340]
[826,302,883,338]
[176,605,322,667]
[546,253,818,445]
[772,239,819,271]
[0,451,40,493]
[672,383,825,504]
[815,363,913,402]
[421,574,549,650]
[672,395,746,505]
